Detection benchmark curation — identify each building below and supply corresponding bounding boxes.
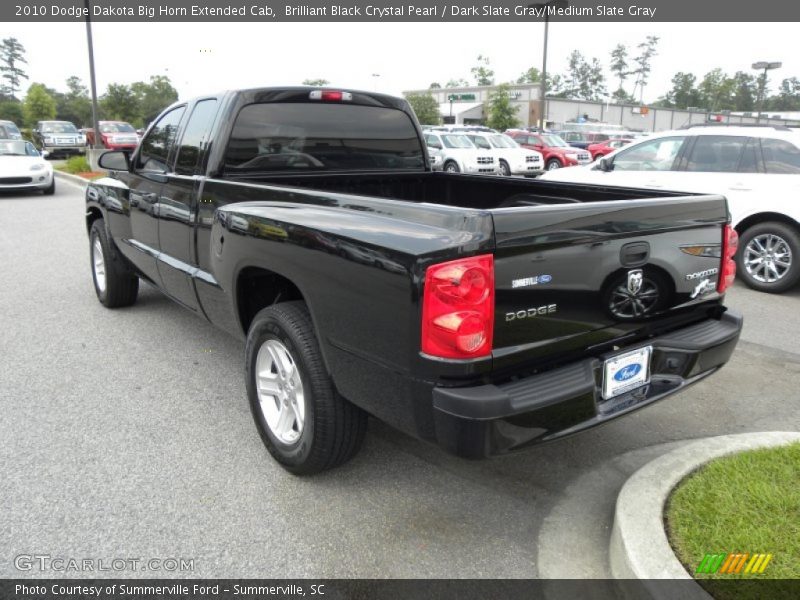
[404,83,541,126]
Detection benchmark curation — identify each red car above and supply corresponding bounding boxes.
[85,121,140,151]
[506,130,592,170]
[587,138,632,161]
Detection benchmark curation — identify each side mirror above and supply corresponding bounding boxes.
[596,157,613,172]
[98,150,130,171]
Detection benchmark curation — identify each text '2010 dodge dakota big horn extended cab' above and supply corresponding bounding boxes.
[86,87,742,474]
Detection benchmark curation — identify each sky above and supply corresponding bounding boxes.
[5,22,798,103]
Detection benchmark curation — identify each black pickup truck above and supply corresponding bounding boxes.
[86,87,742,474]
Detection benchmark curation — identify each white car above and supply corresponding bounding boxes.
[423,131,500,175]
[428,147,444,171]
[0,140,55,195]
[465,132,544,177]
[540,126,800,293]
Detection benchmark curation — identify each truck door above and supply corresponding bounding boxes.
[157,98,219,311]
[127,105,186,284]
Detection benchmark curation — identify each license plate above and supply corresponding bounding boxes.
[602,346,652,399]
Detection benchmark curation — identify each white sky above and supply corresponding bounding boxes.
[5,22,798,102]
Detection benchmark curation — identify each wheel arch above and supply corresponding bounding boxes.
[734,212,800,238]
[235,265,307,336]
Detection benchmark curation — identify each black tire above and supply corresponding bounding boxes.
[245,301,367,475]
[89,218,139,308]
[602,268,673,321]
[444,161,460,173]
[736,221,800,293]
[499,160,511,176]
[42,179,55,195]
[546,158,562,171]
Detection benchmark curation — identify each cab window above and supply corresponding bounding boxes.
[137,106,186,172]
[612,136,686,171]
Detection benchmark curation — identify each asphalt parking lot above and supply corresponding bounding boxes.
[1,179,799,580]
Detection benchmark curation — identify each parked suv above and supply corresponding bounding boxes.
[33,120,86,158]
[506,130,591,170]
[0,119,23,140]
[465,132,543,176]
[85,121,140,151]
[540,125,800,293]
[423,131,500,175]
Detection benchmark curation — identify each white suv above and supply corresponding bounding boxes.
[423,131,500,175]
[540,125,800,293]
[465,132,544,177]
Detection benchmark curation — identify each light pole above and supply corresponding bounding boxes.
[752,61,781,123]
[529,0,569,130]
[84,0,101,156]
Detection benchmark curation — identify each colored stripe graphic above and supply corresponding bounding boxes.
[700,553,773,574]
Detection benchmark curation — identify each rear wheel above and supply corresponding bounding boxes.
[499,160,511,176]
[546,158,562,170]
[444,161,460,173]
[245,301,367,474]
[89,219,139,308]
[737,222,800,293]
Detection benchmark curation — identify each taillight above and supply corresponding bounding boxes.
[717,224,738,293]
[421,255,494,359]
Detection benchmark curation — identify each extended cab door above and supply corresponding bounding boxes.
[127,105,186,283]
[156,98,219,311]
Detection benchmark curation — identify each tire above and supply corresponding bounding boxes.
[245,301,367,475]
[592,153,603,161]
[499,160,511,176]
[89,218,139,308]
[736,221,800,293]
[444,161,460,173]
[42,179,55,195]
[602,268,672,321]
[546,158,562,170]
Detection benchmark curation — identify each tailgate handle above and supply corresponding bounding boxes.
[620,242,650,267]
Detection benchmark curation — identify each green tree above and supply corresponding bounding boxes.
[0,37,28,98]
[630,35,659,103]
[131,75,178,123]
[405,92,441,125]
[731,71,757,112]
[445,78,469,88]
[0,98,23,124]
[515,67,541,84]
[428,82,441,89]
[562,51,606,101]
[101,83,139,123]
[470,55,495,86]
[56,76,92,126]
[609,43,629,102]
[22,83,56,127]
[767,77,800,111]
[662,72,702,109]
[302,78,329,86]
[486,84,519,131]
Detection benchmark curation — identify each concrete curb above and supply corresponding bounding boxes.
[609,431,800,599]
[54,170,91,187]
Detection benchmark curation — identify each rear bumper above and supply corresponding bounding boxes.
[431,310,743,458]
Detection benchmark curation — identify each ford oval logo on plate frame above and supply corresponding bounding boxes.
[602,346,652,400]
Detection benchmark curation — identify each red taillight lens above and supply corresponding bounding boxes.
[717,224,738,293]
[422,255,494,359]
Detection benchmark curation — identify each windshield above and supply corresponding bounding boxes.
[41,122,78,134]
[0,140,38,156]
[441,134,474,149]
[489,134,518,149]
[1,122,21,135]
[100,122,136,133]
[224,102,425,173]
[540,135,569,148]
[468,135,491,149]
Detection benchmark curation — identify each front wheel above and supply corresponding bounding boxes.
[42,178,55,195]
[499,160,511,176]
[736,222,800,293]
[546,158,562,170]
[444,161,460,173]
[89,218,139,308]
[245,301,367,475]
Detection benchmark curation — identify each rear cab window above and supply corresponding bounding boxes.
[224,102,425,173]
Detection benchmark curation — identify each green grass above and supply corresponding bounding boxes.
[666,442,800,596]
[56,155,92,174]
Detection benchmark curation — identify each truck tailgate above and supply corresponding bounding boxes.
[490,194,730,374]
